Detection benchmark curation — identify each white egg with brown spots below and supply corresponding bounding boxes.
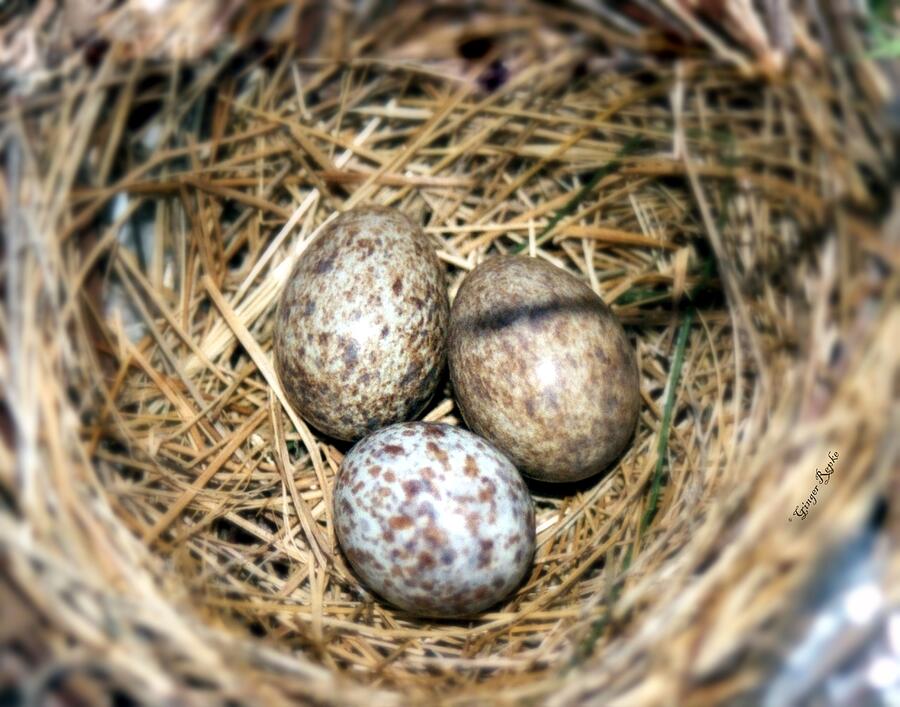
[273,206,449,442]
[334,422,535,617]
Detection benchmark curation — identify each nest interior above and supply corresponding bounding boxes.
[2,4,898,706]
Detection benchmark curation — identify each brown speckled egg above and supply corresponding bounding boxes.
[274,206,449,441]
[448,256,640,483]
[333,422,535,617]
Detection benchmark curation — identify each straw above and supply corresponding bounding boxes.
[1,2,896,705]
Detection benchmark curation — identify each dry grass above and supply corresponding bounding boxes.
[1,2,898,705]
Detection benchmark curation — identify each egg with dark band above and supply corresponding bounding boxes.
[333,422,535,617]
[448,256,640,483]
[274,206,449,442]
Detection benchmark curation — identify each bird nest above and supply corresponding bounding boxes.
[2,2,898,705]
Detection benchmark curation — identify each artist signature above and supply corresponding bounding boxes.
[789,451,839,522]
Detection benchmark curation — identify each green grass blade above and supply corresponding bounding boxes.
[641,308,693,535]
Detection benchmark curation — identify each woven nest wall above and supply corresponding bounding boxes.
[2,2,899,705]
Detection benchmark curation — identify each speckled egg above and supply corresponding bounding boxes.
[333,422,535,617]
[448,256,640,483]
[274,206,449,441]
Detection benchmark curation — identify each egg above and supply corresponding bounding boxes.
[274,206,449,441]
[333,422,535,617]
[448,256,640,483]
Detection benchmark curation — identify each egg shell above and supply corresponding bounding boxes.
[333,422,535,617]
[274,206,449,441]
[448,255,640,482]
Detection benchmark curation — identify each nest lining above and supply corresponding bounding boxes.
[90,60,835,689]
[3,6,897,706]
